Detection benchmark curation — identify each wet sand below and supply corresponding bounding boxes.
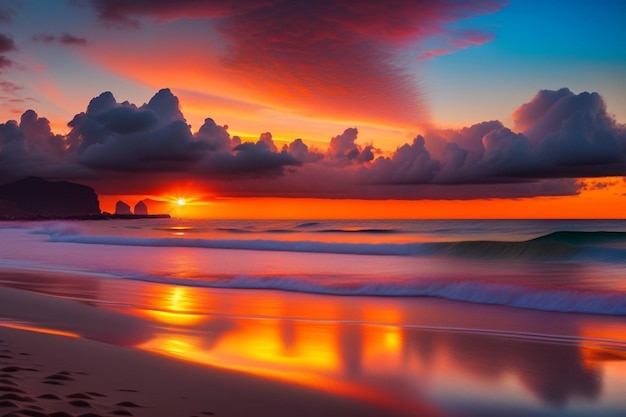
[1,267,626,417]
[0,286,422,417]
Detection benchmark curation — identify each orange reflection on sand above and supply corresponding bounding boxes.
[130,286,436,415]
[580,323,626,369]
[142,309,206,326]
[0,322,80,338]
[130,286,208,326]
[137,322,423,416]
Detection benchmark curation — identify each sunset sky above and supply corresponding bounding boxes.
[1,0,625,218]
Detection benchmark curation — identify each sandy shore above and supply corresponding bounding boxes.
[1,267,625,417]
[0,286,424,417]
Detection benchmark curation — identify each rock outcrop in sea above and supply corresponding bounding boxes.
[134,200,148,215]
[115,200,132,215]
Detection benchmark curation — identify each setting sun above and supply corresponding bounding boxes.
[176,198,186,206]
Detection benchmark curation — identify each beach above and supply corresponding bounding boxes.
[1,219,626,416]
[1,289,414,417]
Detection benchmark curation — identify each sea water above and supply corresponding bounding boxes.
[1,219,626,416]
[1,218,626,315]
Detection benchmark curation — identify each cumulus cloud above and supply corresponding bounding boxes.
[284,139,323,164]
[194,118,232,151]
[365,136,440,184]
[1,87,625,200]
[327,128,375,165]
[68,89,249,173]
[0,111,85,180]
[199,140,300,179]
[515,89,625,170]
[378,88,626,186]
[38,88,300,179]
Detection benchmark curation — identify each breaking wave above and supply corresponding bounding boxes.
[42,230,626,263]
[123,274,626,316]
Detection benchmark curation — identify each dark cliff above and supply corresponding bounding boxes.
[0,177,101,218]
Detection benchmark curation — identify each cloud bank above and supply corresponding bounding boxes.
[1,87,625,199]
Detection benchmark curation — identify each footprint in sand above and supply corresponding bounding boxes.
[1,366,38,373]
[12,409,49,417]
[42,372,74,385]
[0,379,18,386]
[114,401,143,408]
[0,393,35,403]
[48,412,74,417]
[110,410,133,416]
[0,399,18,408]
[0,387,26,394]
[37,394,62,400]
[42,380,64,385]
[68,399,92,408]
[67,393,93,400]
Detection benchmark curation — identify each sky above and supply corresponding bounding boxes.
[1,0,625,218]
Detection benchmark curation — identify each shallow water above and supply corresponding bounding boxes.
[2,219,626,315]
[1,219,626,416]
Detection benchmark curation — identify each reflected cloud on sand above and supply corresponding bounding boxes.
[127,284,626,416]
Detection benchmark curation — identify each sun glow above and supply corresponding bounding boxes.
[176,198,186,206]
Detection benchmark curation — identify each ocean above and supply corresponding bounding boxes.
[2,218,626,315]
[1,218,626,416]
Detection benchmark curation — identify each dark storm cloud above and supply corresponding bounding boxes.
[68,89,215,171]
[352,88,626,188]
[1,87,625,200]
[327,128,375,165]
[32,33,89,46]
[199,140,300,179]
[284,139,323,164]
[364,136,440,184]
[88,0,506,125]
[194,118,232,151]
[65,88,300,176]
[0,110,87,180]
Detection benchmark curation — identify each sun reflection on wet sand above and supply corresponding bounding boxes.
[113,284,625,416]
[3,270,626,417]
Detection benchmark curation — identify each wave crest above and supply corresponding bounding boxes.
[125,274,626,316]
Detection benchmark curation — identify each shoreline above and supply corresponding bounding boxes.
[0,285,425,417]
[0,214,171,221]
[1,265,626,416]
[1,326,415,417]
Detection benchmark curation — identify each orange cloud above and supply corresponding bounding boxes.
[81,0,507,136]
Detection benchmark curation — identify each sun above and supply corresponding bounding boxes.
[176,198,186,206]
